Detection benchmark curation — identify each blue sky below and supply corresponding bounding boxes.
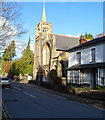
[16,2,103,57]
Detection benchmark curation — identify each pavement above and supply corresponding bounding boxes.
[27,83,105,110]
[2,103,11,120]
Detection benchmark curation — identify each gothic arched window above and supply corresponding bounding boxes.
[43,43,50,65]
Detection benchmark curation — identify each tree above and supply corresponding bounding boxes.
[0,2,27,53]
[0,2,27,75]
[20,38,34,76]
[1,40,16,74]
[2,40,16,61]
[10,38,34,76]
[80,33,94,40]
[2,60,11,74]
[10,59,21,76]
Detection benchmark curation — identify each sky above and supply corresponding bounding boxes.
[14,2,103,58]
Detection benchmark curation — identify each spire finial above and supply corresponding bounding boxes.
[42,1,46,22]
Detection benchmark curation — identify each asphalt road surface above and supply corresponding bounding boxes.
[2,82,105,119]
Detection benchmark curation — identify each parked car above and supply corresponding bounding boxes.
[0,78,11,87]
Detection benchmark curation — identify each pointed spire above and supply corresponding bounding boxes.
[42,1,46,22]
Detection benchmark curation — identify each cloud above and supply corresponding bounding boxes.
[75,34,81,37]
[0,17,17,38]
[0,17,17,45]
[30,43,34,52]
[66,34,81,38]
[0,17,18,54]
[0,17,27,58]
[66,34,73,37]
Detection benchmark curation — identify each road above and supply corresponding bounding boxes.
[2,82,105,119]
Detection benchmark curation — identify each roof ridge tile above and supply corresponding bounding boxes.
[49,33,80,39]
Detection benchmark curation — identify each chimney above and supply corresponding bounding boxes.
[79,38,87,44]
[79,36,87,44]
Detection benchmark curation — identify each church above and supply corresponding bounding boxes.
[33,3,80,84]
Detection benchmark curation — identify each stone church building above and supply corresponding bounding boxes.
[33,3,80,84]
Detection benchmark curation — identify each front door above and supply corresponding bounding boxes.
[91,69,97,88]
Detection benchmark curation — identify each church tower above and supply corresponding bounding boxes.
[36,2,52,37]
[33,2,79,84]
[33,2,53,80]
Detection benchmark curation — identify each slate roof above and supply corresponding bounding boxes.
[50,34,80,50]
[67,62,105,70]
[67,36,105,52]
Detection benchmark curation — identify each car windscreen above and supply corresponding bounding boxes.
[2,78,9,80]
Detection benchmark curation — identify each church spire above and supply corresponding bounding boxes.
[42,1,46,22]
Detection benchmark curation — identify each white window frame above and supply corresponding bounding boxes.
[90,48,95,62]
[76,52,81,64]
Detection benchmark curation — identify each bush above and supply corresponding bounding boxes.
[48,69,57,79]
[48,69,62,86]
[28,80,36,84]
[95,86,105,90]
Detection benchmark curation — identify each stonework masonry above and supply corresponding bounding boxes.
[33,3,80,83]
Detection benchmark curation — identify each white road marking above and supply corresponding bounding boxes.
[96,106,105,111]
[26,84,31,86]
[23,91,36,98]
[14,87,21,90]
